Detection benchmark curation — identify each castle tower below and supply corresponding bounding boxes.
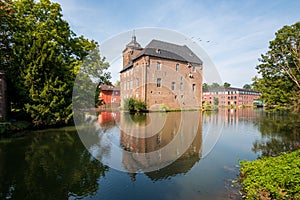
[122,34,143,67]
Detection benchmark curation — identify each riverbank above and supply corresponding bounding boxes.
[0,121,32,135]
[239,149,300,199]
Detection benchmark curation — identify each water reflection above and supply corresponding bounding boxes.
[1,109,299,200]
[252,113,300,156]
[0,128,108,200]
[203,108,300,157]
[93,111,202,173]
[117,112,202,179]
[203,108,263,126]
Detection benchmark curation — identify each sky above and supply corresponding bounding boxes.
[53,0,300,87]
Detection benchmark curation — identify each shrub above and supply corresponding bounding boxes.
[240,150,300,199]
[124,98,147,112]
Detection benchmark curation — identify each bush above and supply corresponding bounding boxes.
[240,150,300,199]
[202,102,216,111]
[124,98,147,112]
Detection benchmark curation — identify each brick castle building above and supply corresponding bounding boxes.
[120,35,203,110]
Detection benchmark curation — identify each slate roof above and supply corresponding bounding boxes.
[120,39,203,73]
[143,40,203,65]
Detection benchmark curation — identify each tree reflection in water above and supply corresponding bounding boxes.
[0,128,108,200]
[252,112,300,157]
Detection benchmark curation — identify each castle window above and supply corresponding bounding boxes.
[192,84,196,92]
[180,82,183,91]
[171,82,175,90]
[157,62,161,70]
[157,78,162,87]
[136,64,139,73]
[136,78,139,88]
[176,64,179,72]
[130,80,133,89]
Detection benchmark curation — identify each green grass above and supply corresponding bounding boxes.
[240,150,300,199]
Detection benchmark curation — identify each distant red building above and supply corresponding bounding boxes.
[202,87,261,106]
[99,84,120,108]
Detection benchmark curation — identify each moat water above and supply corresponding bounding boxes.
[0,108,299,199]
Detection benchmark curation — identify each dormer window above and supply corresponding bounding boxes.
[156,49,161,54]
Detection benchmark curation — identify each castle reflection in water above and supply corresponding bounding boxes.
[98,111,202,179]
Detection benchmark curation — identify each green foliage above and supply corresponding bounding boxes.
[202,83,209,90]
[159,104,168,111]
[203,82,231,90]
[202,102,216,111]
[223,82,231,88]
[0,0,110,126]
[0,0,14,70]
[123,98,147,112]
[114,80,120,87]
[123,112,147,125]
[243,84,252,90]
[213,97,219,105]
[253,22,300,112]
[0,121,31,134]
[240,150,300,199]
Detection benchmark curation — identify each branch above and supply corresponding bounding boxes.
[272,52,300,90]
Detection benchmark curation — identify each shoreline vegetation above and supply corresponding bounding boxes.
[0,103,288,135]
[240,150,300,199]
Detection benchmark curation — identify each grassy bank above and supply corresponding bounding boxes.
[0,121,32,135]
[240,150,300,199]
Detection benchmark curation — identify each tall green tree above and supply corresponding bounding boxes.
[0,0,110,126]
[0,0,14,70]
[253,22,300,111]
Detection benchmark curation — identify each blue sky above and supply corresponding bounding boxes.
[54,0,299,87]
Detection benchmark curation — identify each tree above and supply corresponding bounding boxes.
[202,83,209,90]
[114,80,120,87]
[243,84,252,90]
[211,82,221,88]
[0,0,14,70]
[213,97,219,105]
[253,22,300,111]
[223,82,231,88]
[0,0,110,126]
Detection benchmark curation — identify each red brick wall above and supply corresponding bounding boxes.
[202,90,260,106]
[120,55,203,110]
